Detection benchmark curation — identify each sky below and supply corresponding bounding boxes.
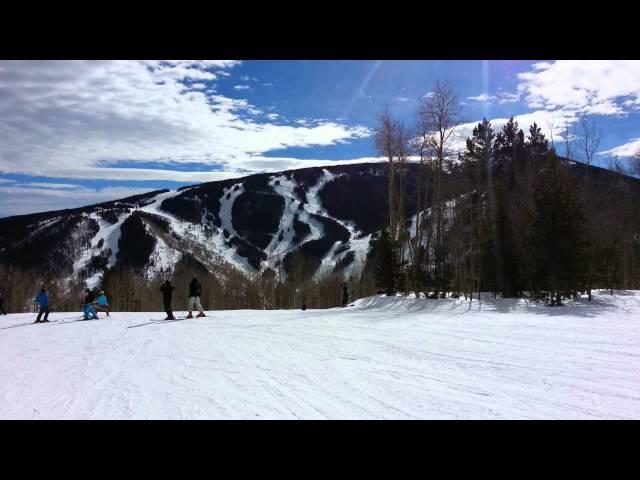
[1,60,639,217]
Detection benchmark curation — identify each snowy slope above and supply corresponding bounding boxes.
[0,164,390,284]
[1,290,639,419]
[72,212,129,288]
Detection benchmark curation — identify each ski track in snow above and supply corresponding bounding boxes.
[72,213,129,289]
[67,169,376,285]
[1,291,639,420]
[136,189,254,274]
[218,183,244,239]
[270,169,372,280]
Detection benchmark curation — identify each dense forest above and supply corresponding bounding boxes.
[372,81,640,305]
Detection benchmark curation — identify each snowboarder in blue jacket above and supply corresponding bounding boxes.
[35,287,50,323]
[95,291,110,317]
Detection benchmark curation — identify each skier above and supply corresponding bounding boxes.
[83,288,98,320]
[95,290,110,317]
[34,287,50,323]
[296,288,307,311]
[0,292,7,315]
[160,279,176,320]
[187,276,206,318]
[341,281,349,307]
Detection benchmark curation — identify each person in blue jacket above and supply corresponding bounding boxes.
[95,290,110,317]
[35,287,50,323]
[83,288,98,320]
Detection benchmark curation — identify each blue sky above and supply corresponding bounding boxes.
[1,60,639,217]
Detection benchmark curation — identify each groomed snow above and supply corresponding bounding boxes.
[1,291,639,419]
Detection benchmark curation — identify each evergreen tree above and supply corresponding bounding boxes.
[526,122,549,157]
[491,118,526,297]
[373,229,398,295]
[494,117,525,176]
[530,152,588,305]
[463,119,495,297]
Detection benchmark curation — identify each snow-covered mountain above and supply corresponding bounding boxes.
[2,158,637,290]
[0,163,424,287]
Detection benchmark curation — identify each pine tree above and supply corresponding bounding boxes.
[494,117,525,176]
[526,122,549,157]
[373,229,398,295]
[491,118,526,297]
[463,118,495,299]
[530,152,588,305]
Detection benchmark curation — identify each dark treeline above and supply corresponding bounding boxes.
[373,82,640,305]
[0,250,376,313]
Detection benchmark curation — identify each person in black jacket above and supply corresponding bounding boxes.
[160,280,175,320]
[187,276,206,318]
[83,288,98,320]
[0,292,7,315]
[341,281,349,307]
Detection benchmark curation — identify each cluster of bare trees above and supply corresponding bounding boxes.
[373,82,640,303]
[375,81,464,298]
[0,248,376,313]
[0,264,86,313]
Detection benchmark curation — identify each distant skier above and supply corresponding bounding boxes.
[95,290,110,317]
[295,288,307,311]
[83,288,98,320]
[0,292,7,315]
[34,287,50,323]
[341,281,349,307]
[187,276,206,318]
[160,280,176,320]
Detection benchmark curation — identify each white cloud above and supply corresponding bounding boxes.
[449,110,578,153]
[263,82,273,86]
[466,91,519,104]
[394,97,411,103]
[233,84,250,91]
[0,178,15,184]
[0,185,158,216]
[266,113,279,120]
[517,60,640,115]
[18,182,89,190]
[599,137,640,157]
[467,93,497,103]
[0,61,372,183]
[498,92,520,104]
[225,156,386,174]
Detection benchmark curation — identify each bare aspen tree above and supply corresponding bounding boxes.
[417,80,462,297]
[375,109,411,293]
[546,118,556,150]
[375,109,400,245]
[577,114,602,301]
[560,123,574,161]
[578,114,602,173]
[409,104,435,296]
[394,120,412,290]
[607,155,626,175]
